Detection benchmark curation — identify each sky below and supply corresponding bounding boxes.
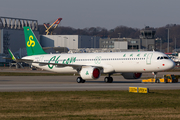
[0,0,180,30]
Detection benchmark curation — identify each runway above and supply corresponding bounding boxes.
[0,72,180,91]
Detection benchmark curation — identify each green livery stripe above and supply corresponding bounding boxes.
[8,49,16,61]
[23,26,47,56]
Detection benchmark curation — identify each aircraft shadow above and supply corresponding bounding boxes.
[0,80,11,82]
[86,81,142,83]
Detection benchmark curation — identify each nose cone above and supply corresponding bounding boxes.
[169,61,176,69]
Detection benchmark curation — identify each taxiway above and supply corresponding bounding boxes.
[0,72,179,92]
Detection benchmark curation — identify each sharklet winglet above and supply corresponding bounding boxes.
[8,49,16,61]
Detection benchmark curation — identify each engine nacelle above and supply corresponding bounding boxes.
[122,73,142,79]
[80,67,100,80]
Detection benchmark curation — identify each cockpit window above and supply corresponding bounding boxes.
[164,56,169,59]
[157,56,169,60]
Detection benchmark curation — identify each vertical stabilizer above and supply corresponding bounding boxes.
[23,26,47,56]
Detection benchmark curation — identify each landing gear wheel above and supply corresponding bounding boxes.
[109,77,113,83]
[104,77,109,83]
[76,77,82,83]
[82,80,86,83]
[155,79,160,83]
[104,77,113,83]
[76,77,85,83]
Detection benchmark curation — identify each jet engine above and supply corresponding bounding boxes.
[80,67,100,80]
[122,73,142,79]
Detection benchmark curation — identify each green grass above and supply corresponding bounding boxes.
[0,90,180,119]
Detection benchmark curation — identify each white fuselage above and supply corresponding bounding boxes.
[22,51,175,74]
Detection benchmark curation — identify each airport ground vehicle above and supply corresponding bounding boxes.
[142,74,178,83]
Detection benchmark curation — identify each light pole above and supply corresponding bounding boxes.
[175,37,176,53]
[118,33,121,39]
[64,37,68,52]
[167,28,169,53]
[156,38,162,52]
[132,41,133,50]
[160,38,162,52]
[146,37,148,51]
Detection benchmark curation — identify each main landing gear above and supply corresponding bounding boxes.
[76,77,86,83]
[76,74,114,83]
[104,74,113,83]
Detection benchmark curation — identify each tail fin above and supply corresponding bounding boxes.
[8,49,16,61]
[23,26,47,56]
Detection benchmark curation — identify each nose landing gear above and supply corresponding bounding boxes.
[152,72,160,83]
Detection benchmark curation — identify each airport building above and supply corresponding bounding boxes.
[99,38,141,49]
[99,26,156,51]
[0,16,156,65]
[40,35,100,49]
[0,17,39,62]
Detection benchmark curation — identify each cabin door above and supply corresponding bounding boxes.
[146,53,153,65]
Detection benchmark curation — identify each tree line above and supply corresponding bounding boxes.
[38,24,180,52]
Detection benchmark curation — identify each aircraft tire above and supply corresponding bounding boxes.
[155,79,160,83]
[104,77,109,83]
[104,77,113,83]
[76,77,83,83]
[82,80,86,83]
[109,77,113,83]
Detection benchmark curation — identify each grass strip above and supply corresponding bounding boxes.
[0,90,180,119]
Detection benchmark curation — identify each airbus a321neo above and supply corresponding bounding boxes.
[7,27,175,83]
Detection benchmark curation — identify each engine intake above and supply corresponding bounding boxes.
[80,67,100,80]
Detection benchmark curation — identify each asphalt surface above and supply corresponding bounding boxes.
[0,67,180,92]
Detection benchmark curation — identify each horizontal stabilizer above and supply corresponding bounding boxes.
[3,57,33,63]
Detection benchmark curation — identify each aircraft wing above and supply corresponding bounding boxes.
[33,61,103,69]
[4,55,113,73]
[3,57,33,63]
[3,57,101,68]
[3,49,33,63]
[32,61,114,73]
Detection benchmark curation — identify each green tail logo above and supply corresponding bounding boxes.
[27,35,35,47]
[24,26,47,56]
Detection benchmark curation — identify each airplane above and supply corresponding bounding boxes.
[7,26,175,83]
